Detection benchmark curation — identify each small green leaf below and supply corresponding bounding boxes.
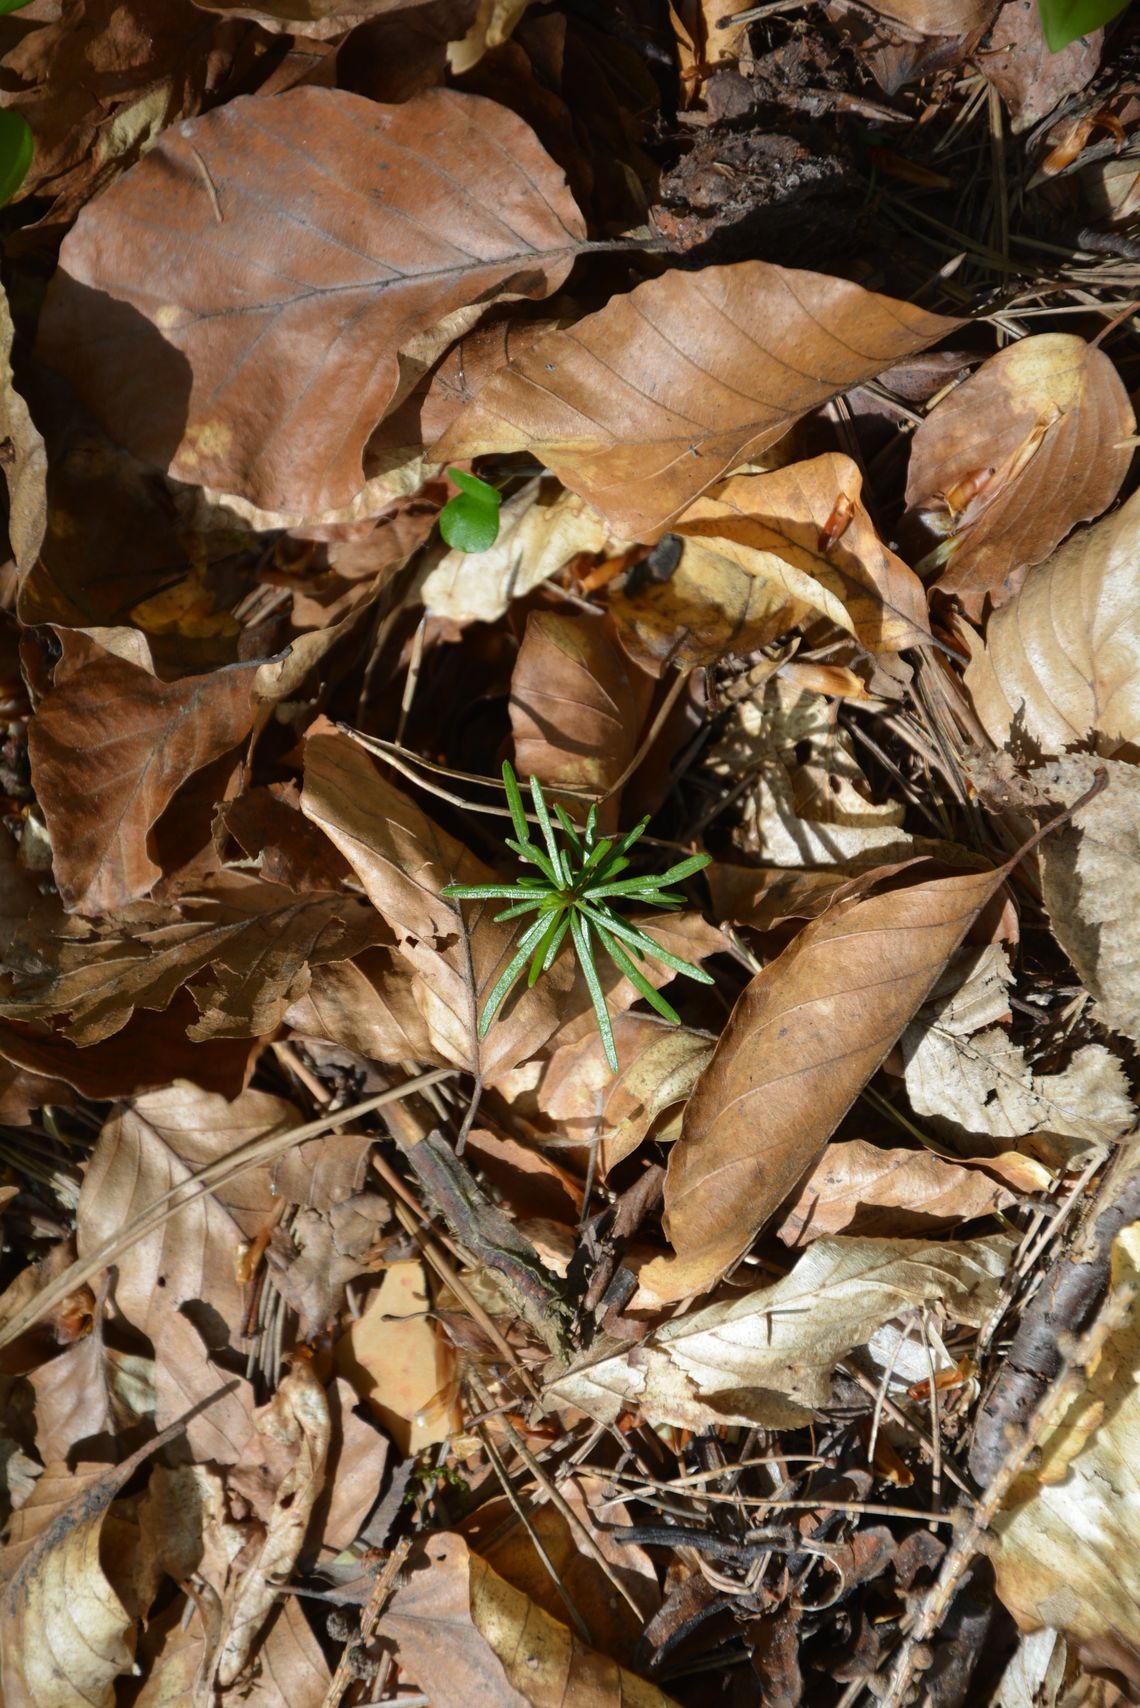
[0,110,33,207]
[1037,0,1129,51]
[0,0,37,15]
[440,467,502,552]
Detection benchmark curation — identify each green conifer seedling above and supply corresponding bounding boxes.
[443,762,713,1072]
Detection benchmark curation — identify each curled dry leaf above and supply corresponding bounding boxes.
[335,1261,455,1454]
[301,730,570,1078]
[509,610,655,812]
[193,0,461,40]
[0,281,47,580]
[436,263,958,537]
[534,1011,714,1170]
[906,334,1134,617]
[136,1597,331,1708]
[964,485,1140,758]
[855,0,998,28]
[0,876,388,1046]
[421,483,619,625]
[641,865,1006,1304]
[28,629,260,914]
[37,87,585,516]
[213,1361,330,1689]
[775,1139,1016,1246]
[610,453,930,670]
[380,1531,682,1708]
[980,0,1103,133]
[0,1458,140,1708]
[284,950,442,1065]
[990,1222,1140,1692]
[550,1234,1012,1430]
[1035,755,1140,1044]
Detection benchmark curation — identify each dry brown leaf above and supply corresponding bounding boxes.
[642,864,1007,1303]
[0,1458,139,1707]
[990,1221,1140,1692]
[610,454,930,669]
[37,87,585,516]
[856,0,997,27]
[709,675,933,870]
[0,0,278,228]
[30,1329,154,1464]
[152,1311,257,1463]
[195,0,460,39]
[470,1475,659,1667]
[534,1012,714,1170]
[436,263,958,536]
[509,610,655,812]
[0,876,388,1046]
[906,334,1134,617]
[421,482,619,625]
[551,1234,1012,1429]
[981,0,1103,133]
[380,1531,682,1708]
[335,1261,455,1454]
[901,925,1135,1161]
[320,1377,389,1553]
[0,282,47,580]
[964,485,1140,758]
[775,1139,1016,1246]
[284,950,442,1064]
[301,730,569,1078]
[447,0,531,73]
[1036,755,1140,1044]
[136,1596,331,1708]
[213,1361,330,1689]
[74,1086,291,1347]
[28,629,260,914]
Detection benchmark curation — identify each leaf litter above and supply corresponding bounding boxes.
[0,3,1139,1706]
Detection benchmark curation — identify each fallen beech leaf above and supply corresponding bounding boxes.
[1,873,387,1047]
[137,1596,330,1708]
[902,931,1135,1160]
[30,1329,155,1464]
[152,1312,258,1463]
[284,951,443,1065]
[857,0,997,26]
[990,1222,1140,1690]
[550,1234,1011,1428]
[28,629,260,914]
[380,1531,681,1708]
[981,0,1102,133]
[775,1140,1015,1246]
[509,610,655,812]
[37,87,585,515]
[964,485,1140,757]
[610,454,930,669]
[75,1091,261,1346]
[0,1458,138,1708]
[534,1012,713,1170]
[0,281,46,580]
[643,865,1006,1302]
[1036,755,1140,1044]
[436,263,958,536]
[301,731,569,1078]
[214,1361,330,1689]
[0,0,277,225]
[335,1261,455,1453]
[195,0,458,39]
[422,482,619,624]
[471,1475,658,1667]
[906,334,1134,616]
